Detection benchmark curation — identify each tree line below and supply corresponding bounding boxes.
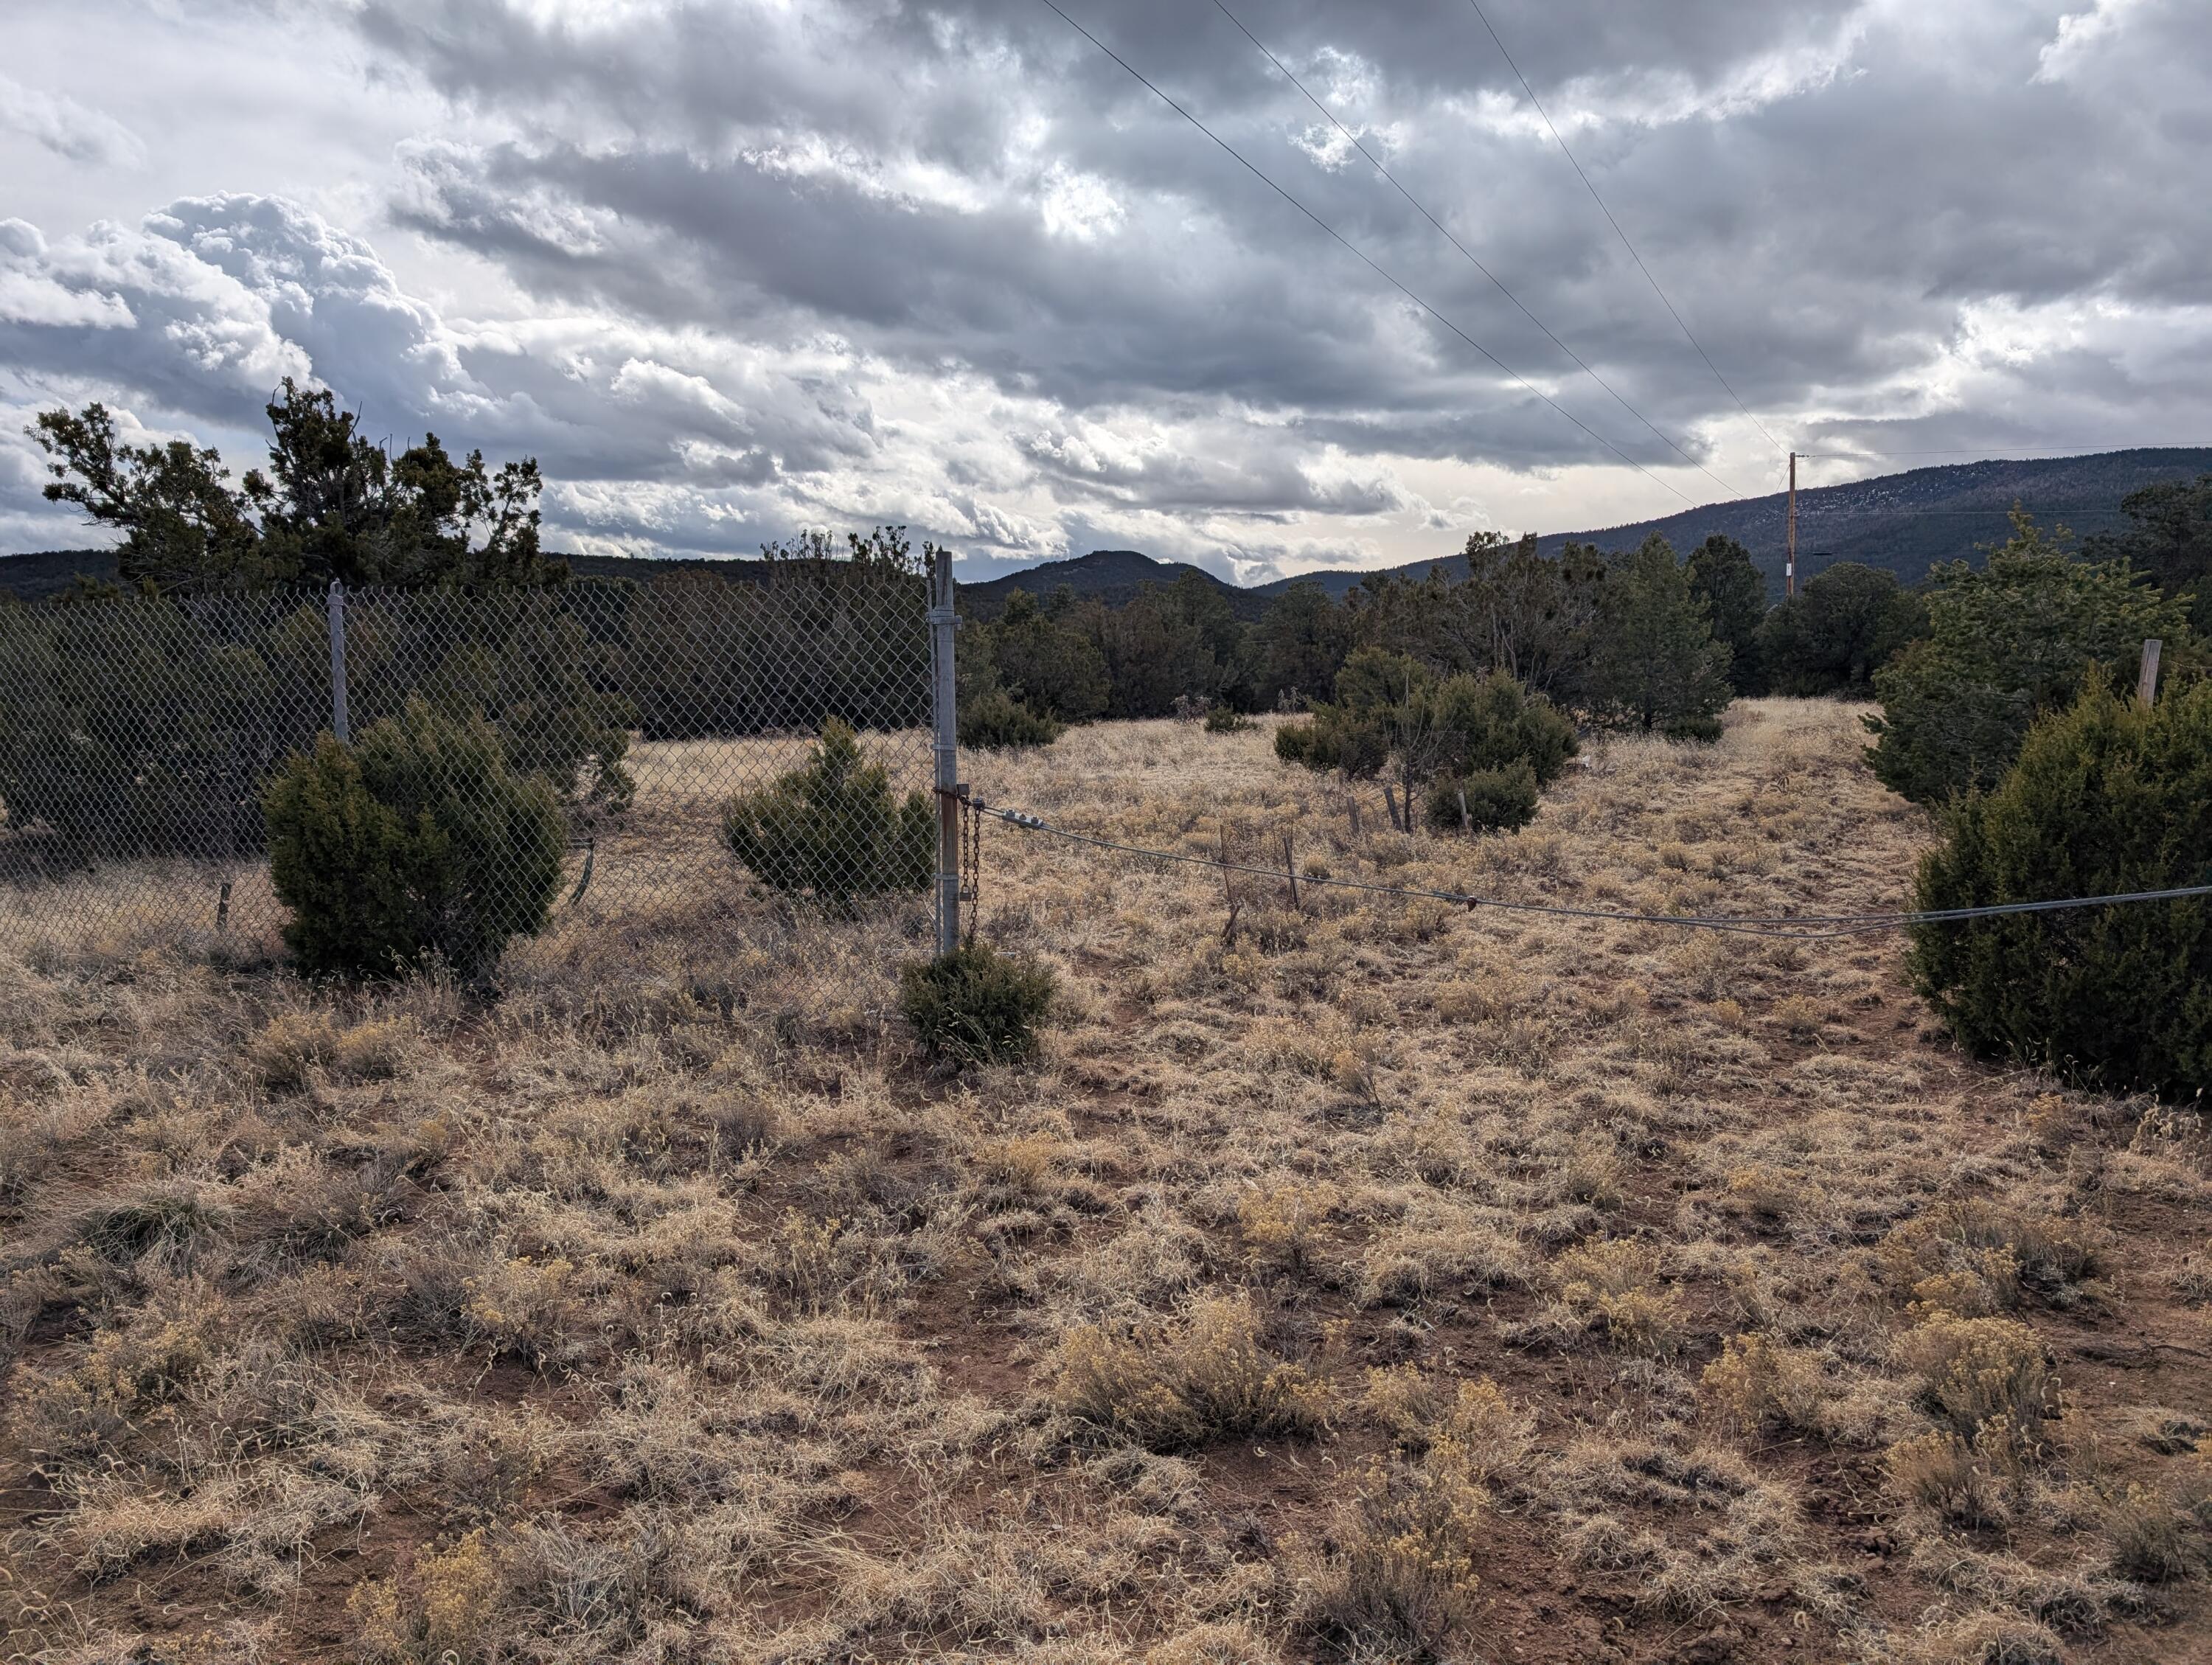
[961,478,2210,799]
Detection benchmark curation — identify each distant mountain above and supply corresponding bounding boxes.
[957,548,1261,620]
[1252,448,2212,603]
[0,548,122,600]
[10,448,2208,608]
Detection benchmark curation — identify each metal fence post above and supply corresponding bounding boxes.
[928,546,960,956]
[327,578,351,743]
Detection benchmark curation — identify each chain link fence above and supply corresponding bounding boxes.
[0,555,955,956]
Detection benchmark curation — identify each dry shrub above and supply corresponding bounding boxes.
[73,1181,230,1276]
[1235,1178,1334,1274]
[350,1529,504,1664]
[1909,1537,2154,1638]
[1881,1200,2101,1314]
[1718,1162,1808,1227]
[1051,1292,1327,1452]
[1770,993,1826,1039]
[235,1147,413,1262]
[2102,1481,2195,1583]
[250,1011,411,1093]
[1909,1613,2065,1665]
[1355,1207,1529,1307]
[769,1209,857,1313]
[1887,1431,2006,1527]
[13,1300,220,1470]
[1555,1238,1683,1356]
[457,1254,577,1367]
[970,1133,1065,1212]
[1700,1332,1832,1436]
[1893,1314,2056,1444]
[1364,1369,1531,1475]
[1144,1621,1281,1664]
[1559,1131,1625,1209]
[1301,1454,1485,1661]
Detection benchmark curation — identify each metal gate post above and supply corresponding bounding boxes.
[327,578,351,743]
[928,546,961,956]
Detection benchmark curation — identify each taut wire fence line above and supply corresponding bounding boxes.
[961,797,2212,941]
[0,551,957,950]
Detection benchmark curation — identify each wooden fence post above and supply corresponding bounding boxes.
[2138,638,2163,706]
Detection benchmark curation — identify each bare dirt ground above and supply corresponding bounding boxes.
[1,698,2207,1664]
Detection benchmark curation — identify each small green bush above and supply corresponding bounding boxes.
[723,718,933,910]
[1663,711,1726,743]
[262,699,566,979]
[1909,674,2212,1096]
[959,689,1065,751]
[1425,761,1540,834]
[1276,653,1577,791]
[1203,706,1252,734]
[898,942,1056,1065]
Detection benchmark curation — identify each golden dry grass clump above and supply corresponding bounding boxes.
[1,698,2209,1663]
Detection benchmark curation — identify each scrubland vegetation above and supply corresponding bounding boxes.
[4,701,2208,1664]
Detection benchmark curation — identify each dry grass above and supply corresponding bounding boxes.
[1,699,2208,1663]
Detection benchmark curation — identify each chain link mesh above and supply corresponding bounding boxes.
[0,563,941,953]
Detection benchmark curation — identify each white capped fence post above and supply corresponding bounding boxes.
[928,547,961,956]
[327,578,351,743]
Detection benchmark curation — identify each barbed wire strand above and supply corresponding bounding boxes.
[971,799,2212,941]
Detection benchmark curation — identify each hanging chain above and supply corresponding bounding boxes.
[959,793,982,944]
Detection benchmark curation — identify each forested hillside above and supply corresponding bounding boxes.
[12,448,2210,607]
[1256,448,2212,601]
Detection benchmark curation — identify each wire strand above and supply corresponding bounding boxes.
[973,799,2212,940]
[1463,0,1790,458]
[1033,0,1703,507]
[1206,0,1747,501]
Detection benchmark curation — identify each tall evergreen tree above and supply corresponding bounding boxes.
[29,380,560,594]
[1589,535,1733,739]
[976,589,1109,721]
[1253,579,1356,709]
[1684,533,1767,694]
[1756,561,1927,696]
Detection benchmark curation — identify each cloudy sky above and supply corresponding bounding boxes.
[2,0,2208,582]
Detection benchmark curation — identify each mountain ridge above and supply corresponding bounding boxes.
[10,448,2208,610]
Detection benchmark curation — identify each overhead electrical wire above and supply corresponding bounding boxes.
[973,799,2212,942]
[1032,0,1708,507]
[1462,0,1791,459]
[1205,0,1749,501]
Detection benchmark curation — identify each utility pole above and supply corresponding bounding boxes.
[1785,451,1798,600]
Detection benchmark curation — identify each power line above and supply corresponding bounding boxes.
[1462,0,1790,458]
[1032,0,1705,507]
[1206,0,1748,501]
[975,799,2212,941]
